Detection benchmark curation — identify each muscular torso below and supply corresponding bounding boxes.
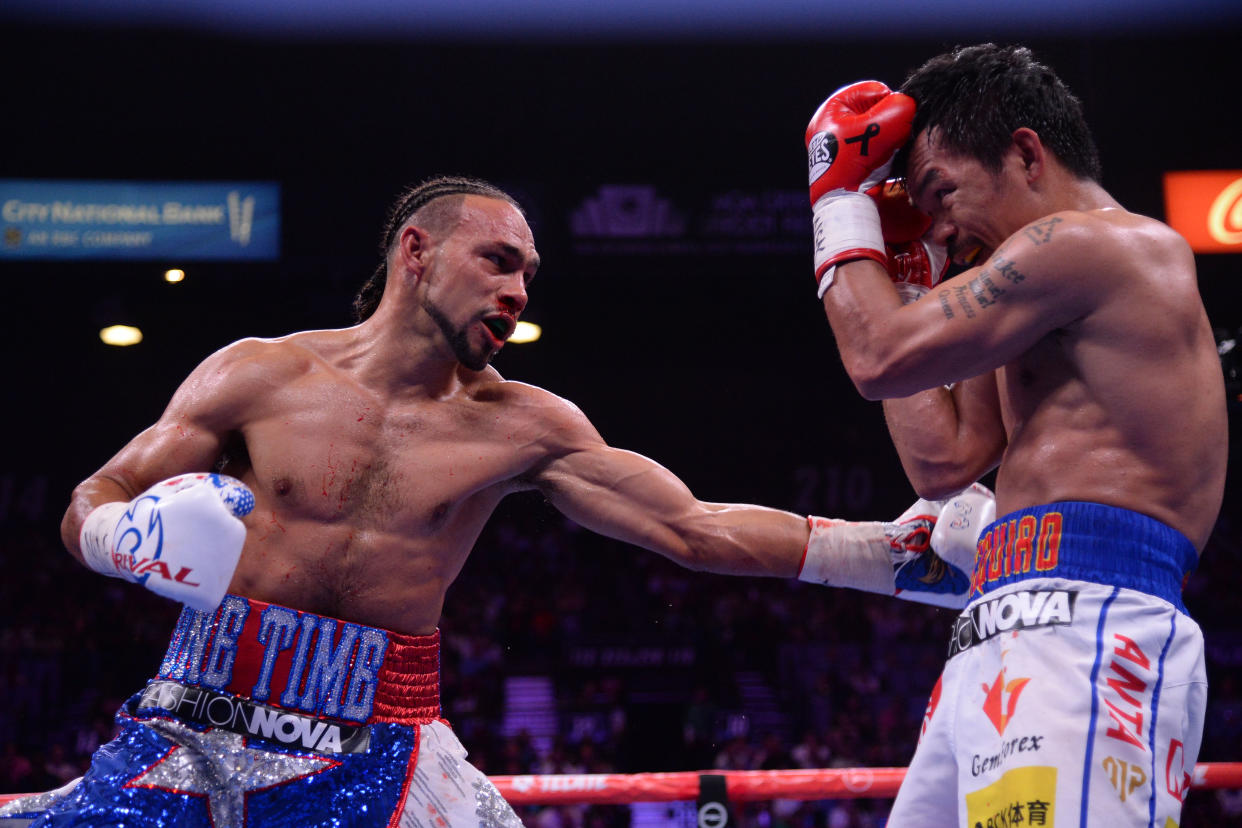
[990,211,1226,550]
[214,334,555,634]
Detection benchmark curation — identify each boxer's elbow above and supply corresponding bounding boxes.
[850,373,889,401]
[902,452,994,502]
[60,487,90,564]
[845,352,915,401]
[910,471,977,501]
[60,474,131,565]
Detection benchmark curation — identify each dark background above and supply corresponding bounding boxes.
[2,7,1242,823]
[0,25,1239,515]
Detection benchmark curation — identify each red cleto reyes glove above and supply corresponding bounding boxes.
[867,178,950,304]
[806,80,915,296]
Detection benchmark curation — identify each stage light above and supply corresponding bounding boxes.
[510,322,542,344]
[100,325,144,346]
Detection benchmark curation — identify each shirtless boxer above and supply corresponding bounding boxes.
[804,44,1226,826]
[0,176,990,828]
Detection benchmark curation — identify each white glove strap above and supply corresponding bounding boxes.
[80,501,136,580]
[812,190,884,297]
[798,517,895,595]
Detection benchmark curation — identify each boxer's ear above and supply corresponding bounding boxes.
[397,224,432,279]
[1011,127,1045,183]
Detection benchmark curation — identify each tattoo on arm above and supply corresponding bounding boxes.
[935,219,1053,319]
[992,256,1026,285]
[968,272,1007,307]
[1022,216,1062,245]
[938,289,955,320]
[937,254,1028,319]
[950,285,976,319]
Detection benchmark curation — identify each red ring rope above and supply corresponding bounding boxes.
[2,764,1240,808]
[489,763,1242,804]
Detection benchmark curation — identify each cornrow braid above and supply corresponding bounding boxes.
[353,176,523,323]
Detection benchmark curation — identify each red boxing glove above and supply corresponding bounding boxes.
[807,82,916,203]
[866,178,931,244]
[806,81,917,295]
[864,178,949,303]
[886,239,949,304]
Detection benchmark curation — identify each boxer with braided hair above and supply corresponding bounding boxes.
[1,176,989,828]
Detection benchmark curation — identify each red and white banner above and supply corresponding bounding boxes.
[1164,170,1242,254]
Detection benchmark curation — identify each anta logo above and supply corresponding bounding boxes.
[981,650,1030,736]
[972,512,1063,596]
[1102,634,1153,751]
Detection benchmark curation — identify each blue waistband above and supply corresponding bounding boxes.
[970,501,1197,611]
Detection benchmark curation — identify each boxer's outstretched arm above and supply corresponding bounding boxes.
[523,394,806,575]
[881,373,1006,499]
[526,395,987,608]
[534,433,809,577]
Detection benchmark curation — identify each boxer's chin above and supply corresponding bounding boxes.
[453,336,494,372]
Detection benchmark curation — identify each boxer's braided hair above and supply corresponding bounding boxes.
[353,176,524,322]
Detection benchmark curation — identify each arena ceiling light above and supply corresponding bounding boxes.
[100,325,144,346]
[510,321,541,344]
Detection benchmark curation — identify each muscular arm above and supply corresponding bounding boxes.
[528,400,808,577]
[821,214,1092,399]
[519,389,989,608]
[60,339,271,562]
[882,372,1006,498]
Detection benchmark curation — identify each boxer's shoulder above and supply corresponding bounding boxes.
[210,330,360,386]
[1041,208,1198,306]
[168,334,337,428]
[468,377,599,449]
[471,377,586,421]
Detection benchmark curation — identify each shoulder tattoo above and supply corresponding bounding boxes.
[1022,216,1062,246]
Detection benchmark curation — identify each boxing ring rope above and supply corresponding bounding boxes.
[487,764,1242,804]
[11,765,1239,809]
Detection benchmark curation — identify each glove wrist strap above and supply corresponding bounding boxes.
[812,190,885,297]
[798,516,895,594]
[80,501,136,580]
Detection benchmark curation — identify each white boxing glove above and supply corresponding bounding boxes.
[79,473,255,611]
[929,481,995,583]
[798,483,995,609]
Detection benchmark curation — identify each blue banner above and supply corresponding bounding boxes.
[0,180,280,260]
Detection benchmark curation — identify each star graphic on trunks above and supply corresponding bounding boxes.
[126,718,338,827]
